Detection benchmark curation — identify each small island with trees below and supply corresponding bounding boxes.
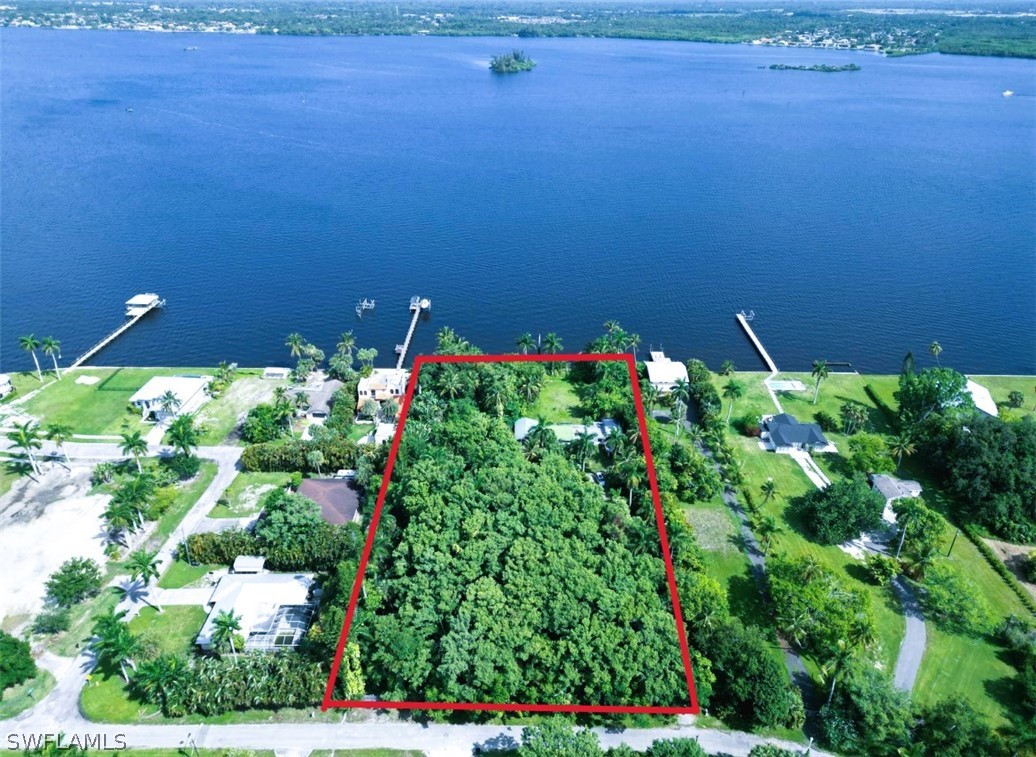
[490,49,536,73]
[770,63,862,72]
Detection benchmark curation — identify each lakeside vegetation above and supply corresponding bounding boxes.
[2,1,1035,59]
[769,63,861,72]
[490,49,535,73]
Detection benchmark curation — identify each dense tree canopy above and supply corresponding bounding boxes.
[792,478,885,545]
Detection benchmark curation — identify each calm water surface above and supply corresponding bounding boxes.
[2,30,1034,373]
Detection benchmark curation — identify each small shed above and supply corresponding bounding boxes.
[233,555,267,574]
[263,367,291,380]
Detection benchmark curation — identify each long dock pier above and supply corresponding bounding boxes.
[395,296,431,369]
[735,311,778,375]
[69,293,165,369]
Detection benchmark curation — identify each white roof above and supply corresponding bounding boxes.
[129,375,211,405]
[197,573,313,648]
[125,293,160,306]
[232,555,266,573]
[0,374,10,383]
[966,379,999,417]
[358,368,410,393]
[645,352,688,387]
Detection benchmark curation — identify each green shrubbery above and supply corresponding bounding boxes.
[0,631,37,694]
[44,557,103,607]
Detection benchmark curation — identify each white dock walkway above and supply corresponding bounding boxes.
[396,296,430,369]
[735,312,778,375]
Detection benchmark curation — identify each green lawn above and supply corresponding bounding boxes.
[310,752,426,757]
[129,606,207,656]
[1,370,57,404]
[158,560,221,589]
[50,588,120,657]
[120,752,276,757]
[0,669,56,719]
[209,471,288,518]
[529,376,582,423]
[144,461,218,550]
[191,370,272,445]
[19,367,209,437]
[969,375,1036,420]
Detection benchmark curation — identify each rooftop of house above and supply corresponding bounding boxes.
[196,572,315,652]
[870,473,923,503]
[514,418,620,444]
[297,477,360,525]
[644,351,688,388]
[232,555,266,574]
[966,379,999,417]
[128,375,212,405]
[305,378,344,417]
[762,413,830,448]
[357,368,410,392]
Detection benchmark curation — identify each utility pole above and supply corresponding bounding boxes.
[947,528,960,557]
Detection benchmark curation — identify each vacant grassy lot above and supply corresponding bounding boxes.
[209,471,288,518]
[158,560,221,589]
[144,461,217,551]
[1,370,57,404]
[529,376,582,423]
[19,367,210,437]
[969,375,1036,419]
[192,370,279,445]
[0,669,56,720]
[129,606,207,656]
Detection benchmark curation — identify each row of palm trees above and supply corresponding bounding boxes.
[19,333,62,381]
[5,421,73,477]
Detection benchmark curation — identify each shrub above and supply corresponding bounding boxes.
[91,461,117,486]
[241,403,284,444]
[44,557,103,608]
[865,553,899,587]
[793,478,885,545]
[32,607,70,635]
[820,664,911,755]
[163,453,201,480]
[918,560,994,636]
[1008,390,1025,408]
[289,471,303,490]
[145,485,178,520]
[961,525,1036,615]
[814,410,839,433]
[0,630,37,691]
[1025,550,1036,583]
[241,437,358,473]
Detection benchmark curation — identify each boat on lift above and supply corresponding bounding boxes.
[355,298,376,317]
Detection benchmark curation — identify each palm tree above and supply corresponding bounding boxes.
[438,368,463,399]
[516,332,536,355]
[91,609,137,683]
[41,336,62,378]
[158,390,181,417]
[542,332,563,374]
[754,514,783,554]
[7,421,43,475]
[811,359,829,405]
[570,429,597,472]
[285,333,305,361]
[626,332,642,361]
[336,330,356,357]
[640,381,660,413]
[761,477,778,503]
[19,334,43,381]
[778,609,812,648]
[360,399,380,421]
[720,360,736,376]
[41,424,71,468]
[103,499,142,542]
[516,371,543,403]
[722,379,745,424]
[119,430,148,473]
[166,414,199,457]
[799,555,824,584]
[821,638,858,706]
[605,425,626,459]
[888,433,916,472]
[211,609,243,659]
[929,340,942,366]
[127,548,163,613]
[523,420,557,460]
[672,378,691,437]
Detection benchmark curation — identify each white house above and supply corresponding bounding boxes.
[0,374,12,399]
[357,368,410,407]
[128,375,212,422]
[196,572,316,653]
[644,351,688,393]
[514,418,621,445]
[966,379,999,417]
[760,413,836,454]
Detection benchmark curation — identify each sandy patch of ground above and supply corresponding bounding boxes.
[983,537,1036,601]
[0,463,110,622]
[75,375,100,385]
[195,375,286,442]
[234,483,276,515]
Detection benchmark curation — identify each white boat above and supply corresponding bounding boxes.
[1003,90,1014,97]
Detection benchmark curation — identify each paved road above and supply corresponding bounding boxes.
[891,576,927,691]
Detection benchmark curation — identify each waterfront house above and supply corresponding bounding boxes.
[644,351,688,393]
[297,478,361,525]
[357,368,410,407]
[869,473,923,525]
[514,418,621,445]
[760,413,835,454]
[965,379,999,417]
[196,572,316,653]
[305,378,344,420]
[129,375,212,422]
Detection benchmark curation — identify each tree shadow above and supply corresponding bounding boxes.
[727,571,772,629]
[843,562,873,586]
[475,733,519,753]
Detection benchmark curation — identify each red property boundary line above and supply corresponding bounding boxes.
[322,352,700,715]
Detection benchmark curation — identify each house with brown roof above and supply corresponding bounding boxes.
[297,478,361,525]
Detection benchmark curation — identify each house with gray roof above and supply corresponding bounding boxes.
[869,473,923,525]
[760,413,835,454]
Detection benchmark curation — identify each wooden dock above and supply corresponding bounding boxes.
[735,311,778,375]
[395,296,431,369]
[69,294,164,369]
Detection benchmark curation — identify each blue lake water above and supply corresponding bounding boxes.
[2,30,1034,374]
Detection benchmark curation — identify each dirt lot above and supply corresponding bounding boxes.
[983,537,1036,601]
[0,463,110,622]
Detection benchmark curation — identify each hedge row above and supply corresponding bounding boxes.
[863,384,898,428]
[686,359,724,435]
[241,437,359,473]
[181,523,363,573]
[961,524,1036,617]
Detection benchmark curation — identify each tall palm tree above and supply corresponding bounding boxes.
[19,334,43,381]
[929,340,942,366]
[811,359,829,405]
[640,381,660,413]
[722,379,745,424]
[360,399,380,421]
[542,333,563,374]
[119,430,148,473]
[127,548,163,613]
[720,360,736,377]
[603,320,621,336]
[438,368,463,399]
[158,390,181,417]
[605,425,626,459]
[336,330,356,357]
[888,433,916,472]
[285,333,305,361]
[799,555,824,584]
[45,423,73,467]
[672,378,691,436]
[41,336,62,378]
[570,429,597,472]
[166,414,199,457]
[821,638,859,706]
[516,371,543,403]
[7,421,43,475]
[754,514,783,554]
[516,332,536,355]
[626,332,641,361]
[91,609,137,683]
[760,477,778,503]
[211,609,243,659]
[103,499,143,542]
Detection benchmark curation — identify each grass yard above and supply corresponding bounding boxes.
[158,560,222,589]
[51,588,120,657]
[19,367,209,437]
[210,471,289,518]
[128,606,207,656]
[969,375,1036,420]
[310,752,427,757]
[529,376,583,423]
[192,370,277,445]
[144,461,218,550]
[120,752,275,757]
[0,370,57,404]
[0,669,56,720]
